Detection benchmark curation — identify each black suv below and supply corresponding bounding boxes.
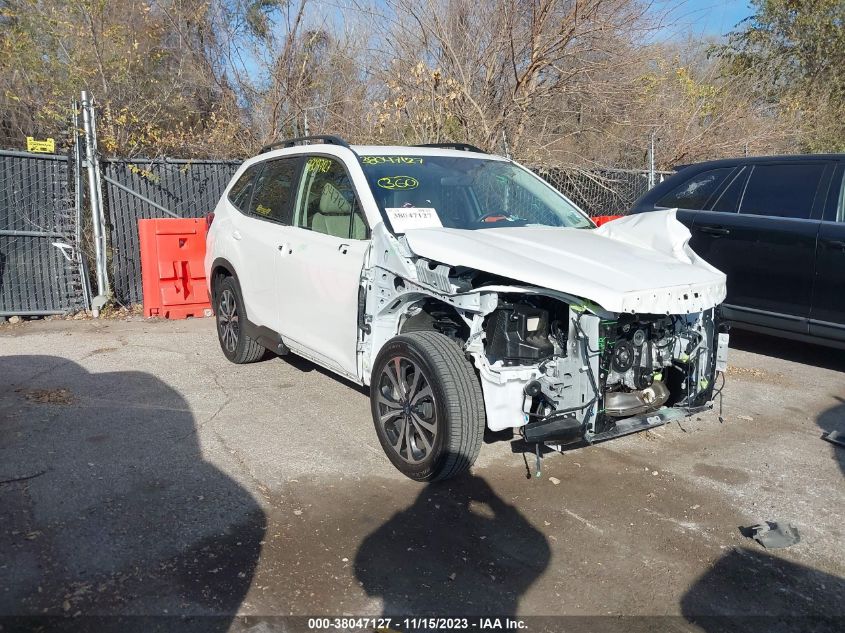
[630,155,845,348]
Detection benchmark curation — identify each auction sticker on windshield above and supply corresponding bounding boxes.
[385,207,443,232]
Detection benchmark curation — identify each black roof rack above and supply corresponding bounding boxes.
[414,142,487,154]
[260,135,351,154]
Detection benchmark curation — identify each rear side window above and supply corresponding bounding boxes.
[657,168,732,210]
[228,165,260,212]
[739,163,825,219]
[249,158,302,224]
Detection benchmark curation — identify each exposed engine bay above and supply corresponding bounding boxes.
[478,296,723,445]
[360,210,729,449]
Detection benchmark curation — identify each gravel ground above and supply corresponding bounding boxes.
[1,317,843,632]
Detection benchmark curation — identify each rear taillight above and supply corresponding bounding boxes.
[205,213,215,230]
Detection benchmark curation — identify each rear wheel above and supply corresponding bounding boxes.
[214,275,266,364]
[370,331,485,481]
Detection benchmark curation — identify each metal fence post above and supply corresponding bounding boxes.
[71,99,93,311]
[80,90,110,314]
[647,131,656,190]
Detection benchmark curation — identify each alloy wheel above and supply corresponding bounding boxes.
[218,288,239,353]
[375,356,438,464]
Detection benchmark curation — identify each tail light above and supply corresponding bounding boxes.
[205,213,215,230]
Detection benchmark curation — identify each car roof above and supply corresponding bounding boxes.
[352,145,506,160]
[246,143,508,166]
[677,153,845,171]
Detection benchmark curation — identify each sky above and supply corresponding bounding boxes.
[654,0,756,40]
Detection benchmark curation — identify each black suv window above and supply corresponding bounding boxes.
[249,158,302,224]
[228,165,260,212]
[657,168,732,209]
[739,163,825,219]
[837,170,845,223]
[709,167,748,213]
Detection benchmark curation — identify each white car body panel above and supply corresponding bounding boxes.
[229,210,293,330]
[402,209,726,315]
[277,226,369,376]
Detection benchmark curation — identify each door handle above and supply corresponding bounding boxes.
[232,230,242,241]
[338,243,350,255]
[824,239,845,250]
[697,226,731,237]
[278,243,292,255]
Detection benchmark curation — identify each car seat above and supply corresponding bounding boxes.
[311,182,367,239]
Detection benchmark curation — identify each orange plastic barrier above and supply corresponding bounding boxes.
[139,218,212,319]
[592,214,623,227]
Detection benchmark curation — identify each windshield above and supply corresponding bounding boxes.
[359,155,593,232]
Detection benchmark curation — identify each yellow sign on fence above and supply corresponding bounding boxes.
[26,137,55,153]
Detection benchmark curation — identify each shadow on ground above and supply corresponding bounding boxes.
[353,472,550,616]
[681,547,845,633]
[728,329,845,372]
[0,355,265,630]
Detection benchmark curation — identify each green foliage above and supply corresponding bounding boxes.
[0,0,837,163]
[718,0,845,151]
[0,0,248,156]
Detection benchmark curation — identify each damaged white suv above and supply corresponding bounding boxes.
[205,136,729,481]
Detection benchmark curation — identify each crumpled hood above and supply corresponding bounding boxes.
[402,209,726,314]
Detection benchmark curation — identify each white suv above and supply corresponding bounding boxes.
[205,136,728,481]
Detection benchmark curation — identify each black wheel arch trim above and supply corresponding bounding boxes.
[210,257,289,355]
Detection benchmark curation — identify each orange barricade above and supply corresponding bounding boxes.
[592,214,623,227]
[139,218,212,319]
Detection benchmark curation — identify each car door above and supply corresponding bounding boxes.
[276,155,370,378]
[810,163,845,343]
[228,156,302,330]
[689,161,829,334]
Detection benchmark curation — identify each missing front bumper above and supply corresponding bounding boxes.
[523,403,712,445]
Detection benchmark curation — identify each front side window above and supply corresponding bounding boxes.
[248,157,301,224]
[709,168,748,213]
[294,156,368,239]
[657,168,732,210]
[359,155,592,232]
[739,163,825,219]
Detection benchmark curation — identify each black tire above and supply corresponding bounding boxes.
[214,275,266,364]
[370,331,486,481]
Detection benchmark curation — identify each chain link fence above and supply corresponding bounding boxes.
[533,167,672,217]
[102,158,240,305]
[0,150,89,316]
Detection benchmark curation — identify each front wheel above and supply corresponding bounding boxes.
[370,331,486,481]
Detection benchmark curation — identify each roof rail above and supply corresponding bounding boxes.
[260,135,351,154]
[414,142,487,154]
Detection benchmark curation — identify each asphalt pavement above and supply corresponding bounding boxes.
[1,317,843,632]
